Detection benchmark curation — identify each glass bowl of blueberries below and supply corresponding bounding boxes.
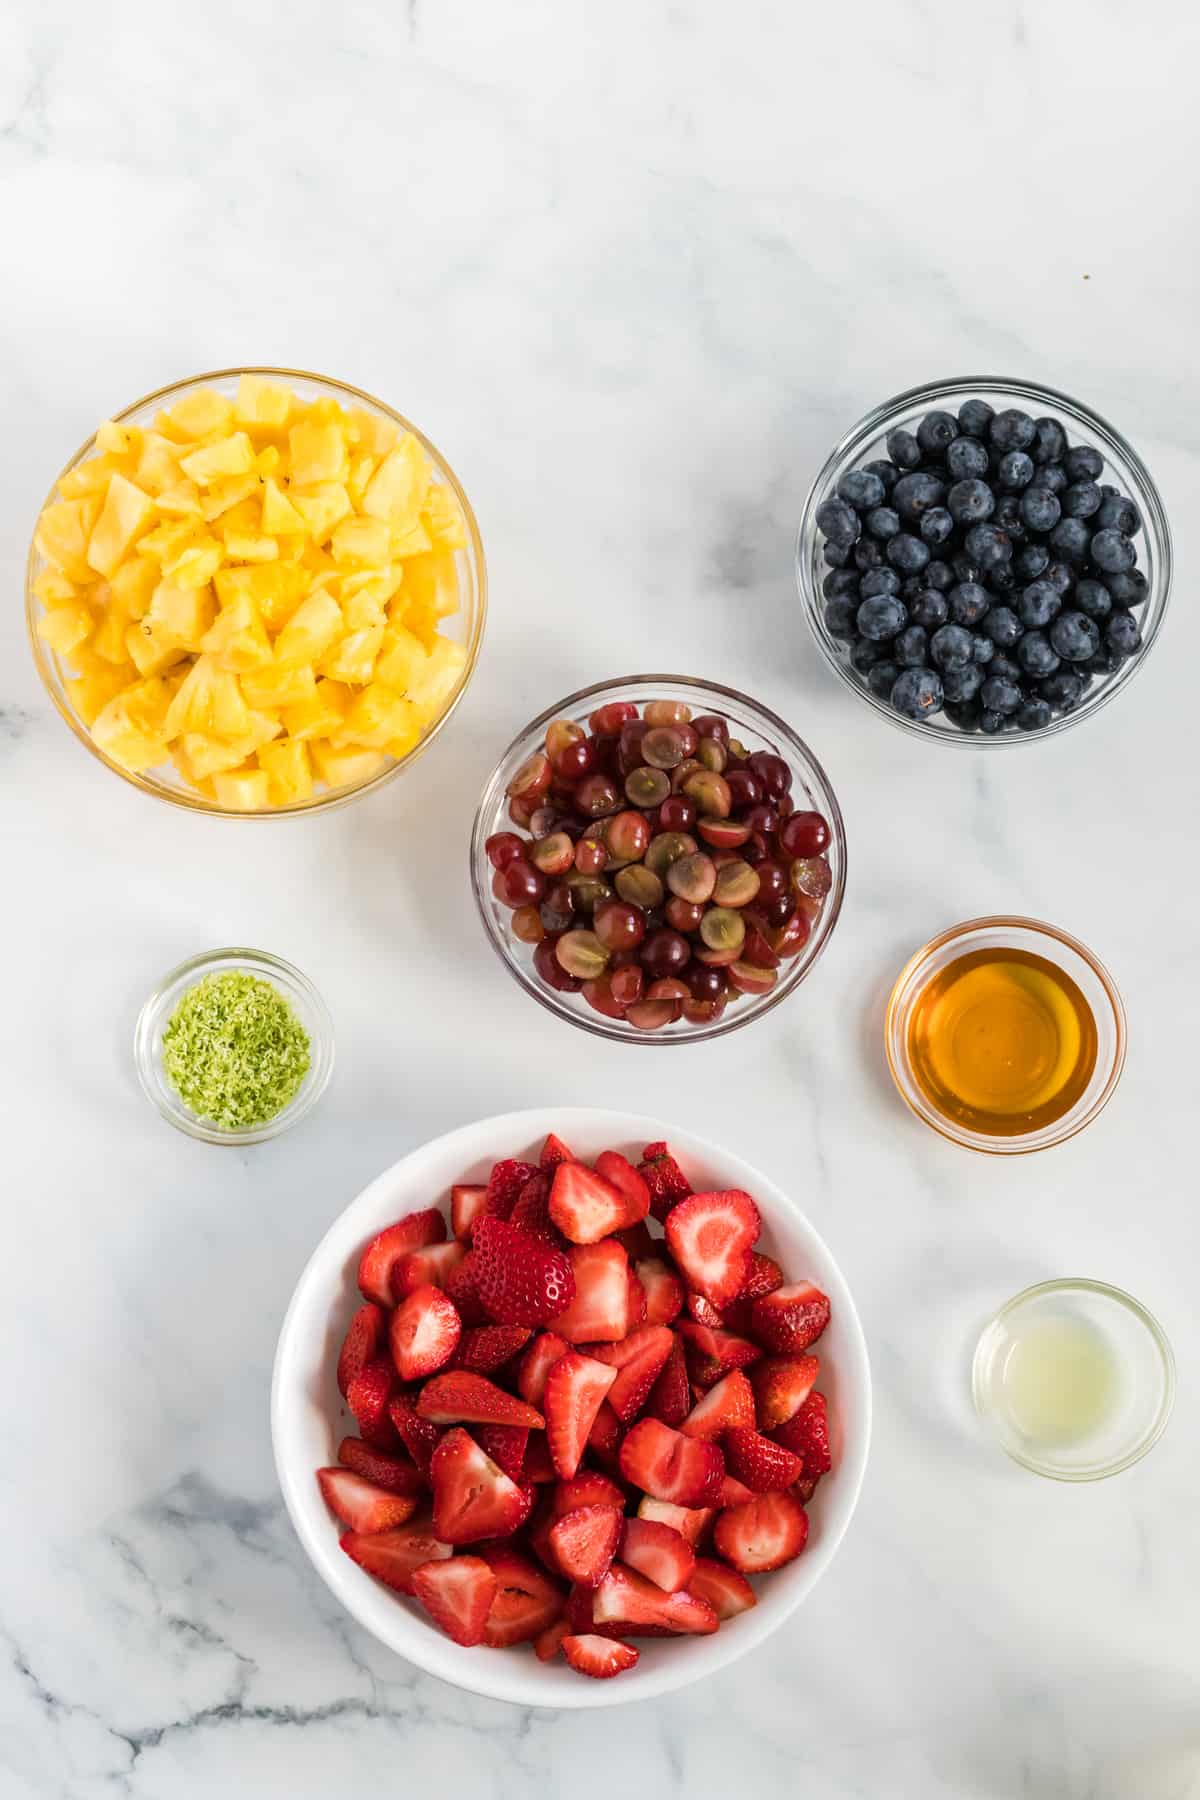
[796,378,1171,742]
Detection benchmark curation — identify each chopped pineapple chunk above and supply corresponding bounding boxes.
[375,624,427,694]
[362,434,430,527]
[336,683,422,752]
[283,678,351,741]
[212,766,271,810]
[178,432,256,485]
[163,655,252,741]
[309,740,388,790]
[241,662,317,711]
[201,594,273,673]
[38,602,94,657]
[166,389,236,441]
[274,590,343,668]
[85,474,157,578]
[288,420,348,487]
[234,375,293,430]
[261,477,306,536]
[320,623,384,685]
[258,737,313,805]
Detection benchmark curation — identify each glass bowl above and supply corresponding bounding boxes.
[972,1278,1174,1480]
[885,916,1126,1154]
[470,675,846,1043]
[796,376,1171,745]
[134,947,335,1144]
[27,367,486,817]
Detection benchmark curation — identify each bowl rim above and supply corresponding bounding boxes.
[795,374,1173,747]
[26,365,488,818]
[469,675,847,1044]
[270,1105,873,1707]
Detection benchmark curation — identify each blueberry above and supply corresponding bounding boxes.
[1017,630,1060,676]
[1086,646,1125,676]
[941,661,984,704]
[891,667,944,721]
[917,410,959,457]
[901,574,927,604]
[823,568,861,600]
[837,469,886,510]
[1073,579,1112,620]
[1018,698,1053,731]
[1044,560,1075,595]
[983,605,1021,648]
[945,697,983,731]
[885,429,922,470]
[1039,669,1088,711]
[823,540,853,568]
[816,496,860,547]
[857,594,908,640]
[947,478,995,525]
[1062,480,1102,519]
[930,623,975,669]
[895,624,929,668]
[991,494,1025,539]
[850,637,885,674]
[981,675,1022,714]
[1104,567,1148,606]
[1090,528,1137,574]
[867,660,902,700]
[949,580,991,626]
[893,471,947,521]
[1095,492,1141,536]
[918,507,953,548]
[989,408,1035,452]
[978,709,1007,735]
[957,398,995,439]
[988,651,1022,684]
[854,538,885,572]
[1049,610,1100,661]
[1037,462,1068,495]
[972,633,996,664]
[866,505,901,540]
[1014,542,1050,580]
[863,459,900,493]
[998,450,1035,491]
[910,589,949,630]
[952,552,981,584]
[1106,610,1141,655]
[860,568,902,600]
[987,561,1017,593]
[824,597,858,641]
[945,437,990,481]
[965,523,1013,569]
[1019,487,1061,534]
[925,559,954,591]
[887,532,931,574]
[1031,417,1067,464]
[1050,517,1091,563]
[1063,444,1103,482]
[1018,580,1062,628]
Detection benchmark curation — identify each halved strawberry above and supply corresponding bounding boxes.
[626,1266,648,1329]
[517,1330,570,1407]
[619,1517,696,1592]
[549,1162,628,1244]
[644,1336,690,1426]
[676,1319,762,1386]
[389,1284,461,1381]
[689,1556,757,1620]
[393,1240,467,1298]
[473,1423,529,1483]
[686,1291,727,1329]
[724,1426,804,1493]
[562,1633,639,1678]
[430,1428,533,1544]
[357,1208,446,1306]
[478,1544,564,1647]
[508,1172,564,1245]
[614,1221,657,1263]
[638,1141,691,1222]
[317,1467,419,1534]
[587,1400,624,1472]
[680,1368,756,1441]
[593,1564,718,1636]
[544,1352,618,1479]
[713,1491,808,1573]
[750,1281,831,1353]
[450,1324,533,1375]
[387,1394,441,1475]
[346,1355,399,1449]
[665,1189,760,1307]
[593,1150,651,1227]
[792,1472,821,1504]
[534,1615,570,1661]
[591,1325,674,1423]
[485,1158,538,1223]
[717,1473,757,1508]
[411,1555,497,1646]
[552,1471,626,1515]
[340,1516,452,1593]
[539,1132,576,1171]
[417,1370,544,1429]
[636,1258,685,1327]
[523,1434,557,1484]
[750,1354,820,1429]
[552,1240,629,1342]
[549,1505,622,1588]
[444,1251,489,1326]
[337,1438,425,1498]
[722,1253,783,1334]
[473,1218,576,1326]
[636,1496,715,1545]
[772,1390,832,1476]
[619,1418,725,1506]
[336,1302,384,1397]
[450,1183,489,1241]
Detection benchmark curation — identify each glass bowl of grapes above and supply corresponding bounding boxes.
[471,676,846,1042]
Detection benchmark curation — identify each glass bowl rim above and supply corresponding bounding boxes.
[795,374,1173,748]
[26,364,488,819]
[470,672,847,1044]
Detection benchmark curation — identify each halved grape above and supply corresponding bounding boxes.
[512,904,545,945]
[530,831,574,875]
[589,701,639,735]
[727,960,778,997]
[746,751,791,797]
[554,738,597,781]
[696,817,752,851]
[725,769,761,811]
[508,795,534,828]
[609,962,645,1008]
[665,896,705,933]
[699,907,745,955]
[625,765,670,809]
[616,864,664,910]
[593,899,646,953]
[670,758,703,793]
[713,861,760,908]
[769,910,812,958]
[556,930,609,980]
[605,810,652,865]
[625,999,675,1031]
[540,879,575,933]
[691,713,729,745]
[566,872,613,914]
[534,936,581,992]
[666,852,717,905]
[574,773,620,818]
[790,856,833,900]
[641,727,687,771]
[694,943,741,968]
[778,811,831,859]
[639,928,691,979]
[582,974,626,1019]
[574,837,608,874]
[643,700,693,727]
[506,750,552,803]
[657,794,696,833]
[696,737,728,773]
[545,719,585,760]
[643,831,698,877]
[682,771,732,818]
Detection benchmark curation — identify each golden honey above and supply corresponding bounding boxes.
[906,947,1098,1137]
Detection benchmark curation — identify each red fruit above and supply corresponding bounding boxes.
[680,1368,755,1441]
[337,1438,425,1498]
[751,1282,831,1353]
[792,1472,821,1504]
[550,1505,623,1588]
[317,1468,419,1534]
[472,1424,529,1483]
[772,1391,832,1476]
[430,1429,533,1544]
[336,1302,384,1398]
[638,1141,691,1222]
[387,1395,440,1474]
[587,1400,624,1471]
[689,1556,757,1620]
[450,1324,533,1375]
[750,1354,820,1429]
[544,1352,618,1480]
[450,1184,489,1241]
[592,1564,718,1636]
[389,1284,462,1382]
[665,1189,760,1307]
[478,1544,564,1647]
[713,1492,809,1573]
[553,1240,630,1342]
[625,1265,648,1329]
[644,1336,691,1426]
[591,1325,674,1423]
[340,1519,452,1594]
[686,1291,726,1329]
[417,1371,544,1429]
[346,1356,398,1449]
[485,1158,538,1224]
[676,1319,763,1388]
[539,1132,577,1171]
[636,1497,714,1546]
[619,1517,696,1593]
[534,1616,570,1661]
[517,1331,570,1407]
[553,1471,626,1516]
[562,1633,639,1678]
[636,1258,685,1326]
[472,1218,576,1327]
[614,1220,657,1262]
[411,1555,497,1647]
[508,1172,564,1245]
[393,1240,467,1297]
[592,1151,651,1227]
[523,1434,557,1484]
[444,1252,489,1327]
[549,1162,628,1244]
[722,1250,784,1333]
[718,1473,758,1509]
[724,1426,804,1493]
[357,1208,446,1306]
[619,1418,724,1507]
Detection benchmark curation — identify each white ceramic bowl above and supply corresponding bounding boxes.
[271,1107,872,1707]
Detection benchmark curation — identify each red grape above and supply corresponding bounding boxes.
[485,831,525,870]
[534,936,581,992]
[746,751,791,797]
[640,928,690,979]
[506,750,552,803]
[589,701,638,735]
[725,769,761,811]
[778,811,831,858]
[593,900,646,953]
[574,773,620,818]
[643,699,693,727]
[493,860,546,908]
[574,837,608,874]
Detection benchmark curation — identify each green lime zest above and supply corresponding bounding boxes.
[162,971,311,1131]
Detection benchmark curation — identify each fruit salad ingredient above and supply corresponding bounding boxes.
[161,970,309,1130]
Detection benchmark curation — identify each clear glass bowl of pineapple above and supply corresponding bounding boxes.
[26,368,486,814]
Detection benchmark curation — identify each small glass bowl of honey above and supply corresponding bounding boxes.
[885,917,1126,1154]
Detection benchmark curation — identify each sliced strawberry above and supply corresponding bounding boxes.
[593,1150,651,1226]
[626,1265,648,1329]
[636,1497,715,1546]
[553,1471,626,1515]
[552,1240,629,1343]
[317,1467,419,1534]
[337,1437,425,1498]
[636,1257,685,1327]
[549,1162,628,1244]
[430,1428,533,1544]
[549,1505,622,1588]
[346,1355,399,1449]
[336,1302,384,1397]
[638,1141,691,1222]
[590,1325,674,1423]
[718,1472,757,1508]
[389,1284,461,1381]
[357,1208,446,1306]
[411,1555,497,1646]
[619,1417,725,1507]
[340,1516,451,1594]
[539,1132,576,1171]
[619,1517,696,1592]
[772,1390,832,1476]
[478,1543,564,1647]
[593,1564,718,1636]
[393,1240,467,1298]
[517,1331,570,1407]
[689,1556,758,1620]
[680,1368,755,1441]
[528,1492,560,1571]
[450,1183,489,1241]
[713,1491,809,1573]
[417,1370,543,1429]
[687,1291,727,1329]
[644,1336,690,1426]
[724,1426,804,1493]
[750,1281,831,1354]
[566,1582,601,1635]
[534,1615,570,1661]
[792,1472,821,1505]
[474,1423,529,1483]
[562,1633,639,1678]
[544,1352,618,1479]
[587,1400,624,1472]
[473,1217,576,1327]
[614,1221,657,1263]
[450,1323,533,1375]
[444,1251,489,1326]
[676,1319,762,1386]
[665,1189,760,1307]
[486,1157,538,1223]
[723,1252,784,1334]
[508,1172,565,1245]
[523,1434,557,1484]
[387,1394,441,1474]
[750,1354,820,1429]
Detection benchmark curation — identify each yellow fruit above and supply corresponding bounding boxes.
[407,636,467,716]
[291,482,351,544]
[212,766,271,811]
[241,661,317,710]
[214,561,309,631]
[340,589,387,632]
[283,678,351,740]
[200,594,273,673]
[422,481,467,549]
[166,389,236,441]
[109,555,161,621]
[92,599,134,665]
[125,621,187,678]
[59,454,128,500]
[200,473,262,521]
[288,419,348,487]
[169,539,224,589]
[261,476,306,535]
[256,444,282,477]
[91,691,169,772]
[96,420,133,455]
[234,375,292,430]
[224,530,279,562]
[320,623,384,685]
[132,434,185,495]
[347,408,400,457]
[374,623,427,694]
[389,517,432,558]
[399,550,459,619]
[274,590,344,668]
[66,651,130,725]
[34,499,96,582]
[144,580,215,647]
[330,515,390,566]
[33,569,82,605]
[336,682,422,752]
[309,739,388,790]
[38,601,94,657]
[136,518,196,565]
[154,482,204,518]
[179,432,256,485]
[258,737,313,805]
[163,655,252,741]
[362,435,430,527]
[348,454,378,506]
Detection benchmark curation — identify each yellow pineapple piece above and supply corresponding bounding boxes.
[163,655,252,741]
[59,454,129,500]
[234,374,292,430]
[256,444,282,476]
[201,594,273,673]
[274,590,343,668]
[168,538,223,589]
[422,481,467,550]
[283,678,351,740]
[92,599,134,665]
[178,708,281,779]
[215,496,260,535]
[132,433,185,495]
[67,658,127,726]
[96,420,133,455]
[166,389,236,441]
[179,432,256,486]
[374,623,427,694]
[399,551,459,620]
[336,682,422,752]
[389,517,432,558]
[348,454,378,506]
[214,561,309,631]
[36,498,99,581]
[241,661,317,710]
[136,518,196,565]
[110,556,159,621]
[154,481,204,518]
[320,623,384,685]
[212,766,271,811]
[342,588,388,631]
[347,408,400,457]
[125,621,186,678]
[139,581,216,655]
[407,636,467,716]
[226,530,278,563]
[91,691,169,772]
[309,739,387,790]
[258,737,314,805]
[291,482,351,544]
[33,569,81,605]
[38,601,94,657]
[200,473,261,521]
[261,476,306,536]
[288,419,348,487]
[121,675,176,735]
[330,515,390,566]
[362,434,430,527]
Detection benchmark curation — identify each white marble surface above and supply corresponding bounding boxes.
[2,1,1198,1794]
